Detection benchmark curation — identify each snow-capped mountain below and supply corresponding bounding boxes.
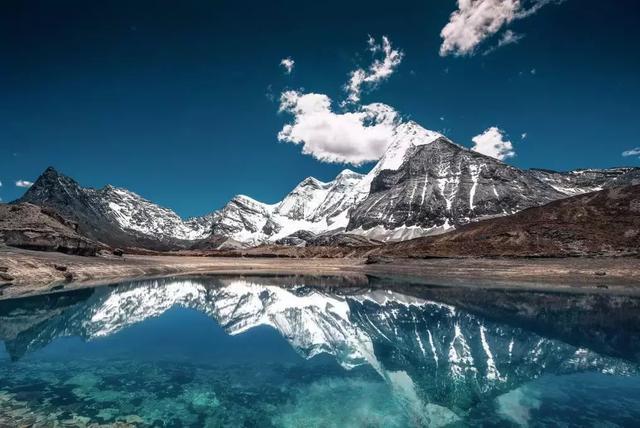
[207,170,365,245]
[275,177,332,220]
[17,167,213,249]
[180,121,637,244]
[2,278,635,421]
[346,123,567,240]
[98,185,212,241]
[16,121,640,247]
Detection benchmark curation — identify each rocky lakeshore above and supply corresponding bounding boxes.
[1,246,639,300]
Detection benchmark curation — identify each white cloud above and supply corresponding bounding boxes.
[483,29,525,55]
[280,57,295,74]
[344,36,403,104]
[471,127,515,160]
[440,0,563,56]
[278,90,398,165]
[622,147,640,158]
[16,180,34,188]
[499,29,524,46]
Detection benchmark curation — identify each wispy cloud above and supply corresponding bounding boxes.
[622,147,640,158]
[15,179,34,188]
[280,57,295,75]
[278,91,398,165]
[483,29,525,55]
[344,36,403,104]
[471,126,515,160]
[440,0,564,57]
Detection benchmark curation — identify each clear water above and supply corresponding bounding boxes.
[0,275,639,427]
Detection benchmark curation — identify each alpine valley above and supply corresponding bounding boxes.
[7,121,639,253]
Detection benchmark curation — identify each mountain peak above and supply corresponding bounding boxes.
[335,169,363,180]
[378,122,443,173]
[42,166,60,176]
[298,176,329,189]
[229,194,272,211]
[23,166,81,197]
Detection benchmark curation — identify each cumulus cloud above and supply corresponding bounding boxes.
[344,36,403,104]
[277,90,398,165]
[440,0,563,56]
[280,57,295,74]
[16,179,34,188]
[622,147,640,158]
[471,127,515,160]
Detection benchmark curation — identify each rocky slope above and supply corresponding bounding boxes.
[378,184,640,257]
[0,203,101,256]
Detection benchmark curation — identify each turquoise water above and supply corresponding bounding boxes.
[0,276,639,427]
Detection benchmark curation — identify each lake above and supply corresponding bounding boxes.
[1,275,639,427]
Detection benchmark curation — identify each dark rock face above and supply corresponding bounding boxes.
[275,230,317,246]
[348,138,564,233]
[0,203,101,256]
[309,233,382,247]
[15,167,208,251]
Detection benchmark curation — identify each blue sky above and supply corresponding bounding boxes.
[1,0,639,216]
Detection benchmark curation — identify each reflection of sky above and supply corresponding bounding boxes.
[14,307,305,367]
[0,342,8,361]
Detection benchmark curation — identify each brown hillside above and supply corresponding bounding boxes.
[378,185,640,257]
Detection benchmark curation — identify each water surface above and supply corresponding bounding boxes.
[1,275,639,427]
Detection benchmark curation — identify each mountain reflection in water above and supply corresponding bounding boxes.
[1,275,639,427]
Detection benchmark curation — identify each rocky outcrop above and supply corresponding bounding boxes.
[0,203,101,256]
